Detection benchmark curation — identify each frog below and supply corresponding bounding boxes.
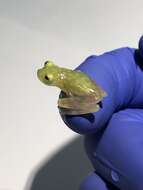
[37,60,107,115]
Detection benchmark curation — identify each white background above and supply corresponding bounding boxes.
[0,0,143,190]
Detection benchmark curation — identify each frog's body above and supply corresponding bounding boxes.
[37,61,107,115]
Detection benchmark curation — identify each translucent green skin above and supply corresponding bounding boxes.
[37,61,107,114]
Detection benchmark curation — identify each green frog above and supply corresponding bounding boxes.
[37,60,107,115]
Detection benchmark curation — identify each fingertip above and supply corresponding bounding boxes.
[60,113,96,134]
[139,35,143,58]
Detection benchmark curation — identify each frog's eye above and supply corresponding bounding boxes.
[44,60,54,66]
[45,75,50,80]
[44,61,49,66]
[45,74,53,81]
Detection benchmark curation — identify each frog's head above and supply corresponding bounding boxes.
[37,60,61,86]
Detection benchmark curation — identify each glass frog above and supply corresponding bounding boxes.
[37,60,107,115]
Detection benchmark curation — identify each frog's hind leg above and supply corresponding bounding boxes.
[59,104,100,115]
[58,95,99,110]
[58,95,101,115]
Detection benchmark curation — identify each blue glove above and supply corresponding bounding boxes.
[60,36,143,190]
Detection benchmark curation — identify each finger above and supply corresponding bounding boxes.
[92,108,143,189]
[139,35,143,58]
[60,48,137,134]
[80,171,112,190]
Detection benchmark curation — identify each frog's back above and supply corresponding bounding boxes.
[63,69,99,96]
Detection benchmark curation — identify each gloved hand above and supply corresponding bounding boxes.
[60,36,143,190]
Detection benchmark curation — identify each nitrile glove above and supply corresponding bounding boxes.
[60,36,143,190]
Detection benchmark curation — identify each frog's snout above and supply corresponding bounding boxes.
[37,69,43,82]
[37,68,51,86]
[37,69,40,79]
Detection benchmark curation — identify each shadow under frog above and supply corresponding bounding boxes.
[24,132,119,190]
[24,136,92,190]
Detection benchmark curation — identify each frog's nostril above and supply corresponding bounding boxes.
[45,75,49,80]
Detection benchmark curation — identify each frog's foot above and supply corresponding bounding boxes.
[96,85,107,98]
[59,104,100,115]
[58,96,100,109]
